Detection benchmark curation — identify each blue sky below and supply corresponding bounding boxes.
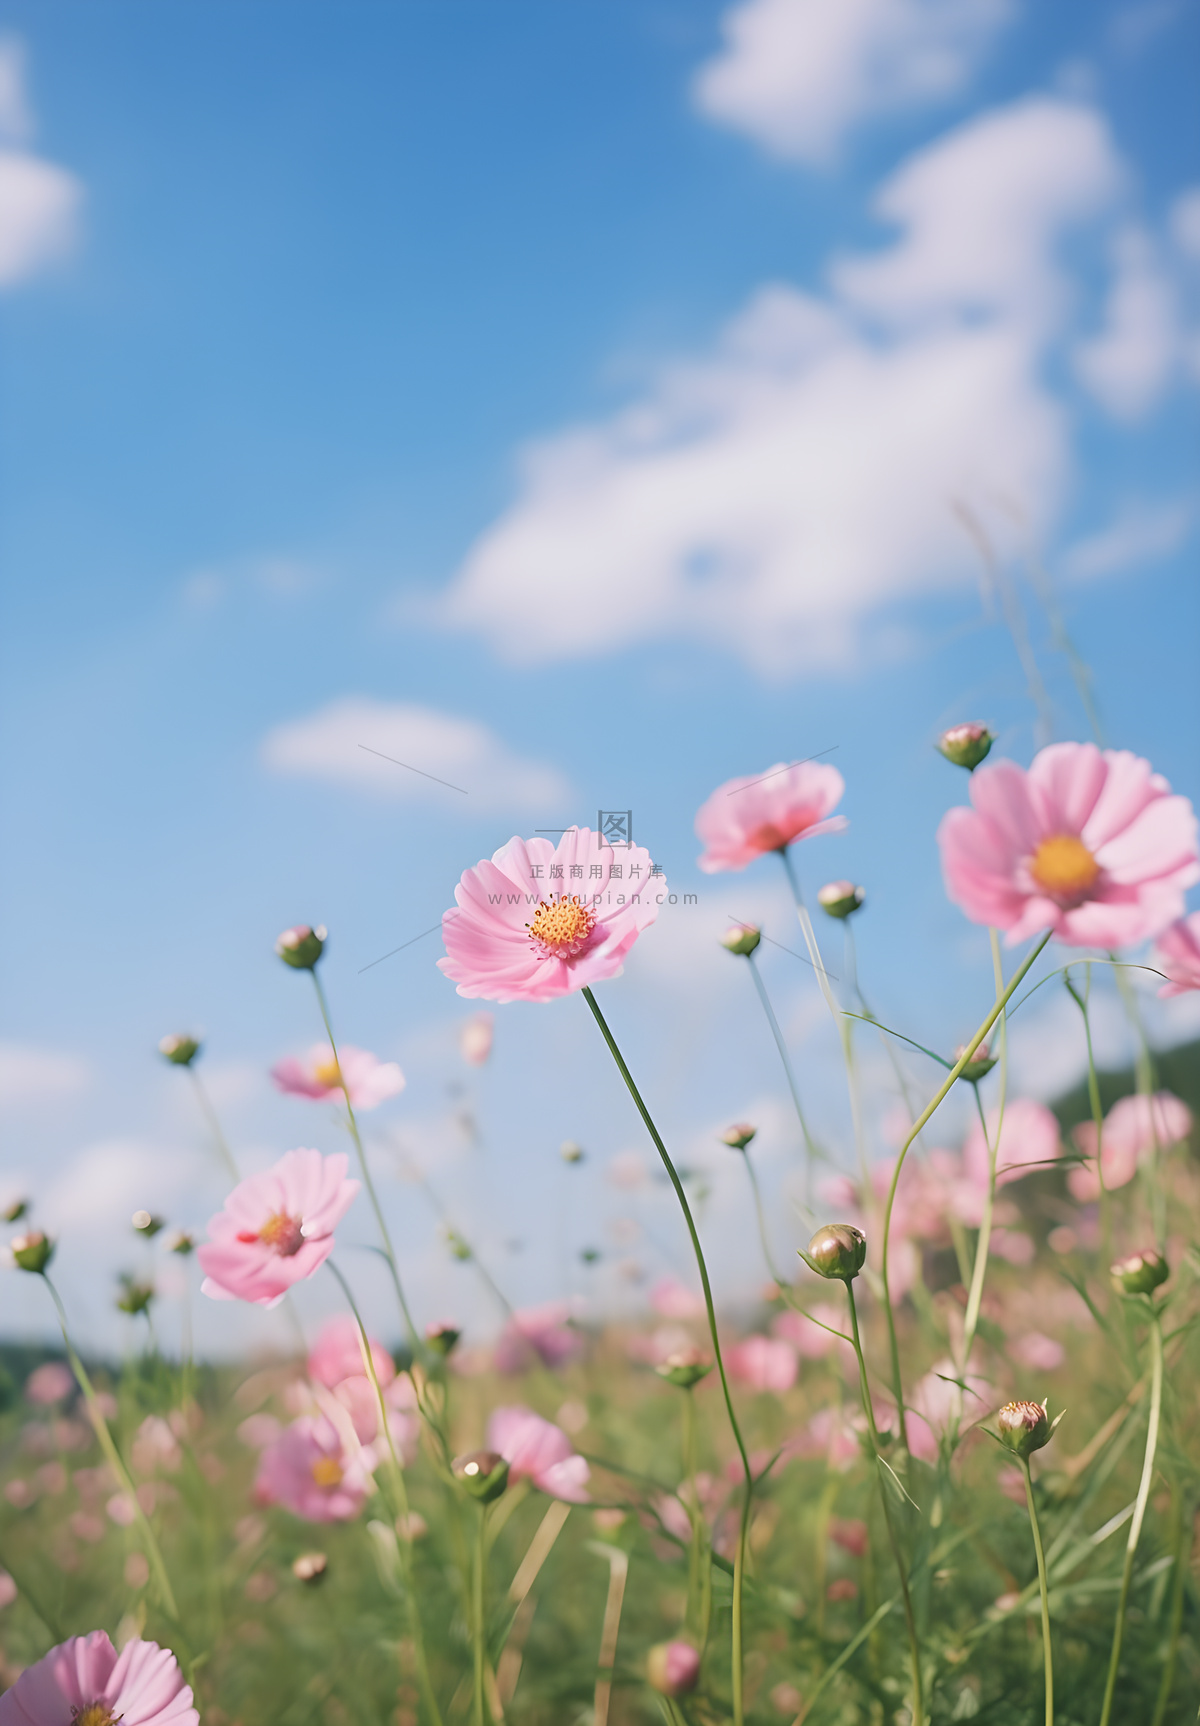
[1,0,1198,1356]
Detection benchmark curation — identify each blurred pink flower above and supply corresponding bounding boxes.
[0,1570,15,1610]
[25,1362,74,1406]
[494,1302,582,1373]
[438,829,664,1003]
[255,1415,370,1522]
[959,1099,1060,1222]
[459,1012,495,1065]
[695,761,846,873]
[649,1276,704,1320]
[487,1405,590,1501]
[829,1517,868,1557]
[772,1304,845,1360]
[307,1315,396,1391]
[787,1406,862,1472]
[1011,1333,1066,1372]
[198,1149,359,1308]
[726,1335,797,1394]
[1069,1091,1193,1201]
[906,1361,993,1464]
[938,743,1198,947]
[271,1045,405,1111]
[647,1640,701,1697]
[324,1375,420,1464]
[1153,911,1200,995]
[0,1631,197,1726]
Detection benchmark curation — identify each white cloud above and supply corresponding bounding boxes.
[44,1138,200,1233]
[0,41,81,289]
[261,697,571,813]
[1073,226,1181,419]
[1060,497,1192,581]
[693,0,1014,164]
[443,100,1131,673]
[1170,187,1200,260]
[0,1042,91,1110]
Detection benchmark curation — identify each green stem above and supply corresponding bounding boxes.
[880,931,1052,1449]
[1099,1306,1164,1726]
[844,1280,924,1726]
[311,970,421,1356]
[741,1146,783,1286]
[188,1069,240,1183]
[1065,964,1111,1264]
[581,985,752,1726]
[473,1504,488,1726]
[745,951,825,1180]
[961,932,1007,1368]
[1150,1491,1191,1726]
[1021,1457,1054,1726]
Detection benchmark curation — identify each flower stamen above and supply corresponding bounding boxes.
[237,1211,306,1257]
[1030,834,1099,901]
[527,895,596,960]
[310,1456,344,1488]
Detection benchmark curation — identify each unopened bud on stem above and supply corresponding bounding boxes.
[158,1034,201,1067]
[452,1449,509,1503]
[937,723,994,771]
[425,1320,461,1358]
[10,1231,54,1274]
[997,1398,1062,1459]
[720,1123,756,1151]
[275,925,327,970]
[656,1347,713,1389]
[806,1223,867,1282]
[817,881,864,920]
[1111,1248,1168,1297]
[647,1640,701,1697]
[954,1040,998,1083]
[720,923,761,957]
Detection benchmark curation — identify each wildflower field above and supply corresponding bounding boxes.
[2,722,1199,1726]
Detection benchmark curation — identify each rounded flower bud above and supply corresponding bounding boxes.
[452,1449,510,1504]
[275,924,327,970]
[817,881,864,920]
[807,1223,867,1282]
[1111,1248,1168,1297]
[158,1033,201,1067]
[10,1231,54,1274]
[720,1123,757,1151]
[656,1347,714,1389]
[3,1199,28,1224]
[292,1551,328,1583]
[132,1210,164,1238]
[425,1320,461,1358]
[954,1040,998,1083]
[937,723,995,771]
[997,1398,1060,1459]
[560,1140,585,1164]
[647,1640,701,1698]
[116,1276,155,1316]
[167,1229,196,1256]
[720,923,761,957]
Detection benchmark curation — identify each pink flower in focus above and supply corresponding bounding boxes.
[255,1415,370,1522]
[1153,911,1200,995]
[649,1276,704,1320]
[271,1045,405,1111]
[198,1150,360,1308]
[695,761,846,873]
[459,1013,495,1064]
[0,1631,197,1726]
[307,1315,396,1391]
[959,1100,1060,1222]
[494,1302,582,1373]
[25,1363,74,1406]
[726,1335,797,1394]
[938,743,1199,948]
[438,829,664,1004]
[1069,1091,1193,1201]
[487,1406,590,1501]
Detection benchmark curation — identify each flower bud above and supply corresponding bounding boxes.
[10,1231,54,1274]
[560,1140,585,1164]
[452,1449,510,1504]
[275,924,327,970]
[937,723,995,771]
[292,1551,327,1583]
[132,1211,164,1238]
[116,1276,155,1316]
[720,923,761,957]
[425,1320,461,1358]
[3,1199,28,1224]
[167,1229,196,1256]
[997,1398,1061,1459]
[817,881,864,920]
[647,1640,701,1698]
[954,1040,998,1083]
[656,1348,713,1390]
[806,1223,867,1282]
[158,1033,201,1067]
[1111,1249,1168,1297]
[720,1123,756,1151]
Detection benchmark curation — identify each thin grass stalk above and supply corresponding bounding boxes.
[1020,1456,1054,1726]
[1150,1491,1192,1726]
[1099,1305,1164,1726]
[1064,964,1112,1263]
[961,929,1008,1367]
[745,949,825,1187]
[187,1068,240,1182]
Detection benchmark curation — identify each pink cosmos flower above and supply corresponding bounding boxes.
[0,1631,197,1726]
[1069,1091,1193,1201]
[1152,912,1200,995]
[307,1315,396,1391]
[255,1414,370,1522]
[198,1149,360,1307]
[906,1361,993,1464]
[772,1303,846,1361]
[321,1375,420,1463]
[1011,1333,1066,1372]
[25,1362,74,1405]
[439,828,664,1003]
[459,1012,495,1064]
[494,1302,582,1373]
[726,1335,798,1394]
[271,1045,405,1111]
[695,760,846,873]
[487,1405,590,1501]
[958,1099,1060,1223]
[938,743,1199,947]
[649,1275,704,1320]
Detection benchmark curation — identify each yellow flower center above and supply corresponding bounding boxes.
[313,1057,343,1089]
[310,1456,344,1488]
[72,1705,118,1726]
[1030,834,1099,899]
[257,1211,305,1257]
[527,895,596,957]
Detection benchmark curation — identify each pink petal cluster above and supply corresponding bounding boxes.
[198,1149,360,1308]
[459,1012,495,1064]
[255,1414,371,1522]
[726,1334,798,1394]
[25,1362,74,1405]
[0,1632,197,1726]
[494,1302,582,1374]
[439,829,664,1003]
[649,1275,704,1320]
[1153,912,1200,996]
[486,1405,590,1501]
[772,1303,847,1361]
[308,1315,396,1390]
[1069,1091,1193,1201]
[938,743,1198,947]
[960,1099,1061,1222]
[304,1317,418,1459]
[695,760,846,873]
[271,1045,405,1111]
[906,1361,993,1464]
